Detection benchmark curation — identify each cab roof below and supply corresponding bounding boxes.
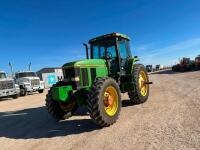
[89,32,130,43]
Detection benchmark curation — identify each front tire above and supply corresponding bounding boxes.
[12,94,19,99]
[128,64,149,104]
[38,89,44,93]
[46,87,78,120]
[87,77,121,127]
[20,88,27,96]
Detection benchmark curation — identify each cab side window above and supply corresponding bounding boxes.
[118,39,130,59]
[92,45,99,59]
[107,46,117,58]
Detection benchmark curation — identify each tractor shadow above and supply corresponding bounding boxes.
[0,106,100,140]
[122,100,140,107]
[0,99,138,140]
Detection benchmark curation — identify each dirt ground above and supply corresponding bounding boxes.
[0,70,199,150]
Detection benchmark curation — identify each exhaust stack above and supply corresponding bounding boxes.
[8,62,13,78]
[83,43,89,59]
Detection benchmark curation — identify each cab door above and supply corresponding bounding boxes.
[105,45,119,75]
[117,39,132,75]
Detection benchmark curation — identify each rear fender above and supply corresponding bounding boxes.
[126,57,139,75]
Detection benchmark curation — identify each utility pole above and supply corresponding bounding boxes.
[29,62,31,71]
[8,62,13,78]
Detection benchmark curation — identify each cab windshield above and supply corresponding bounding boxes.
[91,38,116,59]
[16,72,37,79]
[0,73,6,79]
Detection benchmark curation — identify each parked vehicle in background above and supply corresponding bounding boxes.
[155,65,161,71]
[146,65,153,72]
[194,55,200,70]
[0,71,20,99]
[15,71,45,96]
[172,58,195,72]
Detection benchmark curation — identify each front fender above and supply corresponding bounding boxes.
[52,85,73,102]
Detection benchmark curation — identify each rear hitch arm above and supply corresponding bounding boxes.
[144,81,153,84]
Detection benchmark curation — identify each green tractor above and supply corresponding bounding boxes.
[46,33,151,127]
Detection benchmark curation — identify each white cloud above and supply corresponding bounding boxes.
[139,38,200,66]
[135,43,154,51]
[143,38,200,58]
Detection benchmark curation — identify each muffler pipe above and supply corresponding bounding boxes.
[83,43,89,59]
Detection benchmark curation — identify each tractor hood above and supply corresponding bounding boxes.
[62,59,108,90]
[62,59,107,68]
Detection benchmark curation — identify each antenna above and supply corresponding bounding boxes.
[83,43,89,59]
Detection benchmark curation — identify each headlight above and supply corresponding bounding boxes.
[40,81,44,84]
[15,84,19,88]
[65,76,79,82]
[24,82,31,86]
[74,76,80,82]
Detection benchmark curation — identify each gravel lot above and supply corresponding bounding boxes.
[0,70,200,150]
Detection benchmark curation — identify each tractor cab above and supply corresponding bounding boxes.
[89,33,133,76]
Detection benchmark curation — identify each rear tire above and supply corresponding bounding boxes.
[128,64,149,104]
[87,77,121,127]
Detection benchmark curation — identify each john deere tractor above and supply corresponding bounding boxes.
[46,33,151,127]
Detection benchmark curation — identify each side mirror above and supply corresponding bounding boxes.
[133,56,139,62]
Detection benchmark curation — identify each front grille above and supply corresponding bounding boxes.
[64,67,76,80]
[31,79,40,86]
[0,80,14,90]
[63,67,80,89]
[81,68,89,86]
[91,68,96,83]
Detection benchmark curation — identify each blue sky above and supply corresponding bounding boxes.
[0,0,200,73]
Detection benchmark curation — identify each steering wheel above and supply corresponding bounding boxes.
[104,51,112,59]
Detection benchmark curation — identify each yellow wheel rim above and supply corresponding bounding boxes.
[59,100,76,112]
[103,86,118,116]
[139,71,148,96]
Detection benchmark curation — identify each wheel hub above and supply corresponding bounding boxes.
[103,86,118,116]
[59,100,76,112]
[139,71,148,96]
[104,92,114,107]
